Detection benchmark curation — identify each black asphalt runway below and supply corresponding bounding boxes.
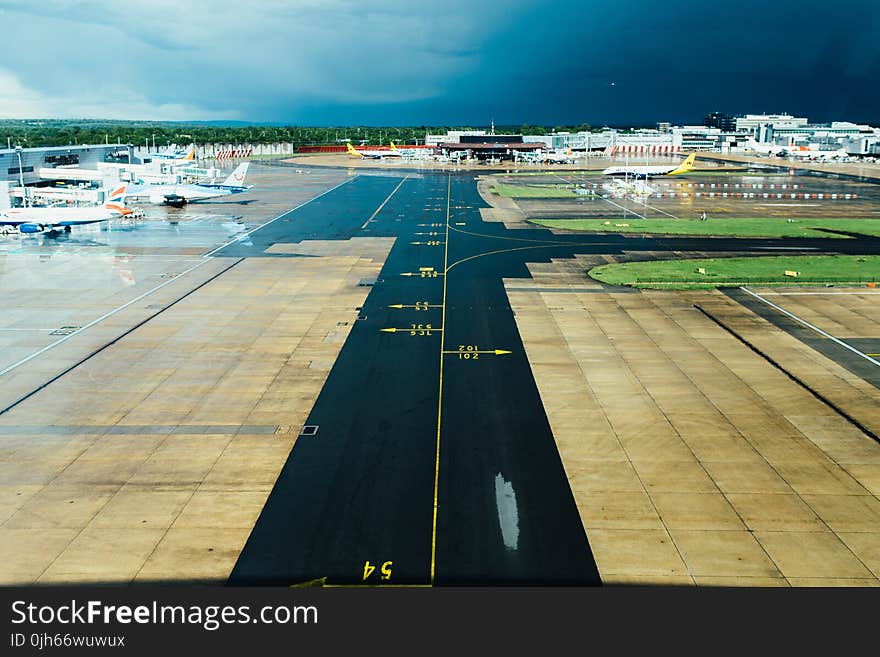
[226,171,880,586]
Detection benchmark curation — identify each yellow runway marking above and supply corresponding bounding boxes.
[380,326,441,334]
[430,175,451,585]
[388,303,443,309]
[442,349,512,355]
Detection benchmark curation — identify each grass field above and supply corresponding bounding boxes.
[533,217,880,239]
[492,183,580,198]
[589,255,880,289]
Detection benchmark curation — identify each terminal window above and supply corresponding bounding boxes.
[44,154,79,166]
[7,165,34,175]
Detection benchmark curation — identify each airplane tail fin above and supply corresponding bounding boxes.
[182,144,195,161]
[222,162,250,187]
[104,184,131,215]
[669,153,696,175]
[390,141,398,152]
[346,143,360,157]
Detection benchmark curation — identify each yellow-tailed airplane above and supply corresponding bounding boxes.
[346,143,402,159]
[603,153,696,178]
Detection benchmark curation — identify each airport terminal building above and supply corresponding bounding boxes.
[0,144,131,186]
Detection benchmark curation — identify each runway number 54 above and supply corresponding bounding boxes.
[363,560,393,581]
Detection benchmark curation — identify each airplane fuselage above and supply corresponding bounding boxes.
[602,165,680,178]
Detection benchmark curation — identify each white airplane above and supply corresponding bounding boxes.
[0,183,132,235]
[346,142,402,159]
[745,139,785,156]
[192,162,252,192]
[778,145,849,161]
[125,162,251,206]
[388,141,421,156]
[153,144,196,162]
[603,153,696,178]
[154,143,181,157]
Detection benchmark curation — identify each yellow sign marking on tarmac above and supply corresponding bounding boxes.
[868,353,880,357]
[443,346,512,359]
[362,560,393,581]
[411,240,444,246]
[417,223,443,227]
[400,268,443,277]
[380,324,441,335]
[454,222,466,226]
[388,302,442,310]
[414,231,440,236]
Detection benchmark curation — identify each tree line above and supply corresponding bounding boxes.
[1,119,597,149]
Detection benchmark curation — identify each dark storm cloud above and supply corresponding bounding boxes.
[0,0,876,124]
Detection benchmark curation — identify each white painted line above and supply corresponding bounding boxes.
[203,175,358,257]
[0,328,55,332]
[0,258,214,378]
[0,175,360,379]
[740,286,880,367]
[361,176,408,229]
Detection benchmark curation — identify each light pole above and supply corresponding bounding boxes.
[15,146,26,207]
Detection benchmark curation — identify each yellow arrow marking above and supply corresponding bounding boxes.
[388,304,442,309]
[380,328,443,333]
[442,349,512,355]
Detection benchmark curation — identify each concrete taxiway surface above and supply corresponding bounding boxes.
[1,162,879,585]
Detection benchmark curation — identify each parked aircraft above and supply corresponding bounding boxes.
[153,144,195,162]
[778,146,849,161]
[602,153,696,178]
[125,162,251,206]
[346,143,402,159]
[193,162,252,192]
[745,139,785,156]
[0,183,131,235]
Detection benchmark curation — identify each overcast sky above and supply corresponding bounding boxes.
[0,0,878,125]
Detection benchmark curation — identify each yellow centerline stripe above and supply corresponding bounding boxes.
[430,174,451,585]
